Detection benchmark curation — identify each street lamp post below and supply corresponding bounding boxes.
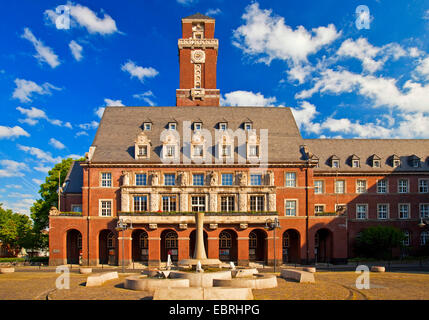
[115,219,133,273]
[265,218,281,273]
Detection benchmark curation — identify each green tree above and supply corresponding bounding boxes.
[0,204,33,254]
[30,158,83,249]
[354,226,405,260]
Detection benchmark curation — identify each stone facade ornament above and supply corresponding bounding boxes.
[122,171,130,186]
[268,193,276,211]
[209,171,218,186]
[150,171,159,186]
[268,171,275,186]
[149,224,158,230]
[49,206,59,216]
[121,192,130,212]
[178,171,188,186]
[179,223,188,230]
[240,223,248,230]
[209,223,218,230]
[237,171,247,186]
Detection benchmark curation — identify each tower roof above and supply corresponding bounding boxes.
[182,12,214,20]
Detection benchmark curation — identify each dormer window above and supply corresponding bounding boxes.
[392,155,401,168]
[219,122,227,130]
[248,145,259,157]
[410,155,420,168]
[330,156,340,168]
[194,122,202,131]
[373,160,381,168]
[352,160,360,168]
[134,132,151,159]
[192,144,204,157]
[168,122,177,130]
[244,123,252,131]
[143,122,152,131]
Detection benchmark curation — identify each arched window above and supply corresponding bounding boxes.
[420,231,429,245]
[140,233,148,249]
[249,232,257,249]
[165,232,178,248]
[402,230,411,246]
[283,233,290,248]
[107,232,115,249]
[77,233,82,250]
[219,231,231,249]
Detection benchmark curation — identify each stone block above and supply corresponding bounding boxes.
[86,271,119,287]
[281,269,315,283]
[79,267,92,274]
[0,267,14,274]
[371,266,385,272]
[153,287,253,300]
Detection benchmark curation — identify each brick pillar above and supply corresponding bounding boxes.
[148,229,161,267]
[207,236,219,259]
[117,228,132,269]
[178,236,190,260]
[266,230,282,266]
[237,236,249,266]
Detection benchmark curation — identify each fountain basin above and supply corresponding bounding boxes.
[232,268,259,278]
[153,287,253,300]
[213,274,277,289]
[178,259,222,268]
[169,270,231,287]
[124,275,190,291]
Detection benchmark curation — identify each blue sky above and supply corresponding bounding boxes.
[1,0,429,215]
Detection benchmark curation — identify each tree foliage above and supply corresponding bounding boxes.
[354,226,405,259]
[0,204,33,254]
[30,157,84,249]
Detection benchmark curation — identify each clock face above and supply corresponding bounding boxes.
[192,50,205,63]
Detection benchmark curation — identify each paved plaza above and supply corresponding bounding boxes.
[1,268,429,300]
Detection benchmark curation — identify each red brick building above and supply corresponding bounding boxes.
[49,13,429,267]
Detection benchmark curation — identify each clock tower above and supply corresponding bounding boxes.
[176,13,220,107]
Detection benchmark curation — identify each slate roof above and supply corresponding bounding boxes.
[90,106,305,164]
[63,161,83,193]
[304,139,429,172]
[183,13,214,20]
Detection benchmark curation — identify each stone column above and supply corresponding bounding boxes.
[193,212,208,259]
[180,193,188,212]
[150,192,159,212]
[209,192,217,212]
[239,193,247,212]
[237,236,249,266]
[268,193,276,211]
[121,191,130,212]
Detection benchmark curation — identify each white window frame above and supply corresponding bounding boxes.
[192,144,204,158]
[356,204,368,220]
[335,204,347,213]
[335,180,345,194]
[376,179,387,194]
[191,195,206,212]
[71,204,82,212]
[314,180,324,194]
[137,145,148,158]
[133,195,148,212]
[135,173,147,186]
[373,160,381,168]
[285,200,297,216]
[219,122,227,131]
[285,172,297,187]
[352,160,360,168]
[164,144,177,158]
[244,123,252,131]
[314,204,325,215]
[398,179,409,194]
[164,173,176,186]
[220,195,235,212]
[332,160,340,168]
[168,123,177,130]
[194,122,202,131]
[143,122,152,131]
[377,203,389,220]
[356,180,367,194]
[398,203,410,219]
[247,144,259,158]
[100,172,112,187]
[420,203,429,218]
[99,199,113,217]
[249,195,265,211]
[162,195,177,212]
[419,179,429,193]
[421,231,429,246]
[403,230,410,246]
[393,159,401,168]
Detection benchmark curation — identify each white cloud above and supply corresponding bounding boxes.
[133,91,155,106]
[49,138,65,149]
[423,10,429,20]
[232,3,340,65]
[66,154,82,159]
[287,64,315,84]
[12,79,60,103]
[177,0,197,5]
[121,60,158,83]
[416,56,429,80]
[296,69,429,113]
[16,106,71,128]
[220,90,276,106]
[75,131,88,137]
[0,126,30,139]
[79,121,98,130]
[2,198,36,216]
[21,28,60,68]
[0,160,28,178]
[18,145,62,163]
[69,40,83,61]
[5,184,22,189]
[337,38,407,73]
[45,2,119,35]
[290,101,321,134]
[32,178,44,185]
[94,98,125,118]
[205,8,222,16]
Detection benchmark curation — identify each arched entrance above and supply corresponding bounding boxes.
[189,230,208,258]
[315,228,333,263]
[283,229,301,263]
[161,230,178,262]
[219,229,238,262]
[132,229,148,262]
[66,229,82,264]
[249,229,267,262]
[99,230,117,265]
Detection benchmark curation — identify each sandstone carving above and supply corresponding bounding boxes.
[209,171,218,186]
